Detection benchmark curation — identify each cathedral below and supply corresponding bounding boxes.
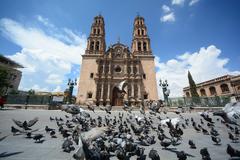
[77,15,158,106]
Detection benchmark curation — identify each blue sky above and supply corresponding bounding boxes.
[0,0,240,97]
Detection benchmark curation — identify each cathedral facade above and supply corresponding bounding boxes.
[77,15,158,106]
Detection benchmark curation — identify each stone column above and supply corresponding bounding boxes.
[109,63,111,74]
[124,62,128,74]
[138,82,141,100]
[100,82,104,105]
[106,83,110,105]
[136,62,139,75]
[131,62,134,74]
[131,81,134,98]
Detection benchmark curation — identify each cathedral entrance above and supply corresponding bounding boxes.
[111,87,124,106]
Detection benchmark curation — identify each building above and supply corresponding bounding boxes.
[0,54,23,94]
[183,75,240,99]
[77,15,158,106]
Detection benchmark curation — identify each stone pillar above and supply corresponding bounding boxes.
[109,63,111,74]
[136,62,139,75]
[138,83,141,100]
[106,83,110,105]
[131,62,134,74]
[131,81,134,98]
[131,81,135,107]
[100,82,104,105]
[125,62,128,74]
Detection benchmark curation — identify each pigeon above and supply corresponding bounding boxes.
[12,117,38,130]
[228,132,239,143]
[188,140,196,149]
[61,104,82,115]
[160,140,172,149]
[160,118,180,128]
[117,80,127,93]
[176,151,188,160]
[148,148,160,160]
[140,104,145,115]
[11,126,21,135]
[87,104,95,113]
[200,148,211,160]
[199,112,213,123]
[49,116,54,121]
[73,127,108,160]
[227,144,240,157]
[33,134,44,142]
[50,130,57,138]
[62,138,74,153]
[105,105,112,114]
[211,136,221,145]
[45,126,55,132]
[213,102,240,126]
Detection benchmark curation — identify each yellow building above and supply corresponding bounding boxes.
[183,75,240,100]
[77,15,158,106]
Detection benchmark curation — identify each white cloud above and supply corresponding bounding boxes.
[45,74,63,84]
[161,12,176,22]
[0,17,87,93]
[53,85,62,92]
[162,5,171,13]
[189,0,200,6]
[172,0,185,5]
[155,45,240,98]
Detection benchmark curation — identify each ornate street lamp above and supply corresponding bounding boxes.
[67,78,77,104]
[159,79,170,106]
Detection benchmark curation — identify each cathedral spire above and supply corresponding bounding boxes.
[85,15,106,55]
[131,16,152,55]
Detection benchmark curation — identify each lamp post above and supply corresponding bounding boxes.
[67,78,77,104]
[159,79,170,106]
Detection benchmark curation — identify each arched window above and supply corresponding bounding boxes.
[93,29,96,34]
[209,86,217,96]
[138,42,142,51]
[87,92,92,99]
[200,89,206,96]
[143,42,147,51]
[220,84,229,93]
[186,92,190,97]
[95,41,100,51]
[90,41,94,50]
[97,29,100,34]
[142,29,145,35]
[115,66,121,73]
[137,29,140,35]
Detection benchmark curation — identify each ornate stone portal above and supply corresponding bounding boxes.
[77,15,158,106]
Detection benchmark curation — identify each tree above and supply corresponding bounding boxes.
[0,66,10,95]
[188,71,199,100]
[28,89,35,95]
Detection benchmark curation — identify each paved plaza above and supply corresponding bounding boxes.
[0,108,239,160]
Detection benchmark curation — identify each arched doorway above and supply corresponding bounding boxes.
[111,87,124,106]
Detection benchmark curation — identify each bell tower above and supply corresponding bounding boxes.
[131,16,152,55]
[77,15,106,104]
[86,15,106,55]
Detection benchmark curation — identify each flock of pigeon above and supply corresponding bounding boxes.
[1,101,240,160]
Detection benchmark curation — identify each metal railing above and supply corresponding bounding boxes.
[168,96,231,107]
[6,94,52,105]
